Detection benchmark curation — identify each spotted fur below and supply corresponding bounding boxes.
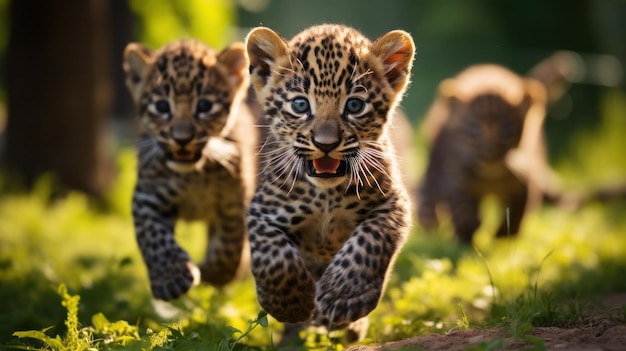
[245,24,414,338]
[123,39,257,300]
[418,64,548,244]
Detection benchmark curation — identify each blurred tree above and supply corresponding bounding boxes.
[128,0,236,49]
[112,0,135,122]
[5,0,116,196]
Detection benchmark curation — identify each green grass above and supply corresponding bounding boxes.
[1,91,626,350]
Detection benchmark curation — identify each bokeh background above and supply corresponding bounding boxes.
[0,0,625,349]
[0,0,624,196]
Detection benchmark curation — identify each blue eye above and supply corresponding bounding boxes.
[196,98,213,113]
[291,97,310,114]
[345,97,365,115]
[155,100,171,114]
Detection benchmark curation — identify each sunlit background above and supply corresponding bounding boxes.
[0,0,625,349]
[1,0,625,194]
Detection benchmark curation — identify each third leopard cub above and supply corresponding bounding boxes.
[245,24,414,340]
[418,64,551,244]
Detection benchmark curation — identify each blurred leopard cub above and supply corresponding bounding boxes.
[418,64,550,244]
[123,39,257,299]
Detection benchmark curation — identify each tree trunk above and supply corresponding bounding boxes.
[5,0,115,196]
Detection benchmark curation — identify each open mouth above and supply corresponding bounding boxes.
[306,156,348,178]
[167,149,202,163]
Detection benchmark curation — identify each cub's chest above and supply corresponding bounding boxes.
[175,172,222,220]
[287,195,363,254]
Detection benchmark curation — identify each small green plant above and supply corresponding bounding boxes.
[474,246,498,306]
[473,232,551,350]
[13,283,141,350]
[11,283,270,351]
[219,310,269,351]
[456,303,470,331]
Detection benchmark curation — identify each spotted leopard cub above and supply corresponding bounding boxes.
[123,39,257,300]
[245,24,414,337]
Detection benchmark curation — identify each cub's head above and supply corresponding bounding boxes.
[438,64,547,163]
[123,39,248,171]
[246,24,414,188]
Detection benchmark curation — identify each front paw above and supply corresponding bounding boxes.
[313,279,381,329]
[346,317,370,343]
[257,285,316,323]
[148,259,200,300]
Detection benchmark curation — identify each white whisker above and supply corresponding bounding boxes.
[287,158,302,194]
[262,151,290,177]
[356,159,375,188]
[349,60,358,82]
[260,145,305,193]
[295,58,306,72]
[361,140,400,160]
[346,157,364,199]
[343,139,393,197]
[137,137,161,168]
[361,151,391,179]
[256,144,291,157]
[353,69,373,83]
[360,158,385,196]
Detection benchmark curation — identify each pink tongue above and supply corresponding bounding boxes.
[313,156,341,174]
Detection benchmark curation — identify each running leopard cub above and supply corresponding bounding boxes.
[245,24,414,338]
[418,64,548,244]
[123,39,257,300]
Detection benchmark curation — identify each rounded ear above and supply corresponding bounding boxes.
[245,27,289,92]
[438,78,456,99]
[123,43,153,102]
[524,78,547,105]
[371,30,415,94]
[519,77,548,116]
[217,42,249,88]
[437,78,464,116]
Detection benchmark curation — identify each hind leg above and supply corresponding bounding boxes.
[417,184,440,231]
[200,182,246,287]
[496,190,528,238]
[418,196,440,231]
[449,193,481,244]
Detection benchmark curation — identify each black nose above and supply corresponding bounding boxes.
[312,120,341,153]
[312,137,341,153]
[171,121,195,146]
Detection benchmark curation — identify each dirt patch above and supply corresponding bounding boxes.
[349,325,626,351]
[349,294,626,351]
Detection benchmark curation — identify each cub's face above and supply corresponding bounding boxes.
[246,24,414,188]
[456,94,526,162]
[123,40,247,170]
[439,64,547,165]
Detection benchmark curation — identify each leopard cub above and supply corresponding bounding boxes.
[123,39,257,300]
[245,24,414,339]
[418,64,549,244]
